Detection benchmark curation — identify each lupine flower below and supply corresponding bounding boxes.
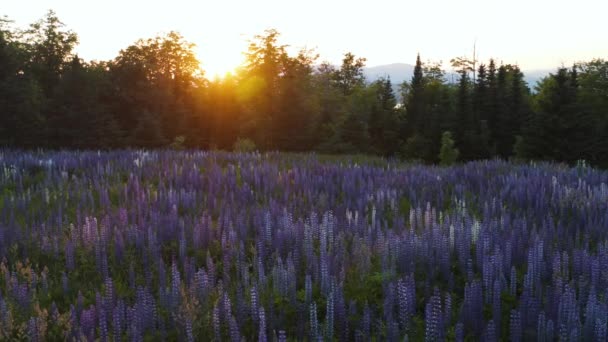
[2,152,608,340]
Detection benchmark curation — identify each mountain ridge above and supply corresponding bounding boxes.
[363,63,551,89]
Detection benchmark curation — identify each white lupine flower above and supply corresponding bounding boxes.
[449,224,455,249]
[471,220,480,243]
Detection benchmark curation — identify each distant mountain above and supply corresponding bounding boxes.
[523,69,552,90]
[363,63,552,92]
[363,63,415,85]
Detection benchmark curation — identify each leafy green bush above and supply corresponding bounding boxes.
[399,134,433,162]
[169,135,186,150]
[512,135,526,160]
[438,131,459,166]
[233,138,257,153]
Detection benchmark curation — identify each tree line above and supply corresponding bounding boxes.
[1,11,607,167]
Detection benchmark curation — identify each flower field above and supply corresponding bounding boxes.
[1,150,608,341]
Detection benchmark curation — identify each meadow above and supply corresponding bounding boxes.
[1,150,607,341]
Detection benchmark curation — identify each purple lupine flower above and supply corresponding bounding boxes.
[510,310,522,342]
[537,311,547,342]
[185,317,194,342]
[250,285,259,324]
[113,301,124,340]
[310,302,319,341]
[305,274,312,304]
[213,304,221,341]
[362,302,371,339]
[229,314,240,342]
[171,261,181,308]
[278,330,287,342]
[596,318,607,342]
[546,319,555,341]
[99,305,108,342]
[484,320,496,342]
[454,322,464,342]
[510,266,517,296]
[259,306,267,342]
[65,239,75,270]
[424,293,443,342]
[326,290,334,339]
[28,317,38,342]
[62,271,69,295]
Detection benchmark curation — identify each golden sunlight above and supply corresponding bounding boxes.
[196,45,244,79]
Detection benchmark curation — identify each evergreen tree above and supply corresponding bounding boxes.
[451,56,475,159]
[486,59,499,153]
[369,77,399,155]
[521,66,592,163]
[404,54,424,139]
[576,59,608,167]
[507,66,528,157]
[495,65,511,157]
[474,63,491,158]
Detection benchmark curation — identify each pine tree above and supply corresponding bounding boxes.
[369,77,399,155]
[495,65,511,157]
[521,66,592,163]
[507,66,528,157]
[474,63,490,158]
[486,59,499,154]
[405,54,424,138]
[451,56,475,160]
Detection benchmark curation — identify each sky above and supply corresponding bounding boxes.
[3,0,607,78]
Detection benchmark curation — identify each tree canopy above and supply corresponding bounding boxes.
[1,10,607,168]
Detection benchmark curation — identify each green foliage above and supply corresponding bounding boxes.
[439,131,459,166]
[512,135,526,160]
[0,11,606,168]
[523,66,597,165]
[131,110,167,147]
[233,137,257,153]
[368,78,400,155]
[400,134,433,162]
[169,135,186,150]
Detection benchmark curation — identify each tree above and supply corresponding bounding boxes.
[482,59,499,151]
[521,66,592,163]
[131,110,167,148]
[274,49,320,151]
[22,10,78,97]
[334,52,366,96]
[48,57,123,148]
[451,56,475,160]
[111,31,203,145]
[316,52,369,153]
[313,62,343,149]
[0,16,46,147]
[404,54,425,139]
[207,75,241,150]
[506,65,529,157]
[368,77,399,155]
[473,63,491,158]
[575,59,608,167]
[439,131,459,165]
[238,29,289,149]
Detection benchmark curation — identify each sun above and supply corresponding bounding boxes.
[196,45,244,80]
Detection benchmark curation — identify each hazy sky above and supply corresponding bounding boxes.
[3,0,607,77]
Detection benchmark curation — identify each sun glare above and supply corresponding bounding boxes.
[196,45,244,79]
